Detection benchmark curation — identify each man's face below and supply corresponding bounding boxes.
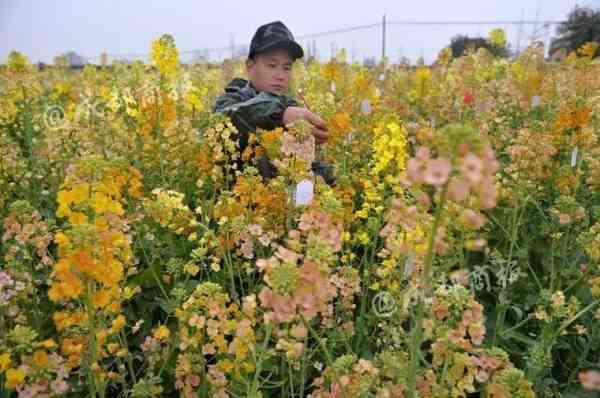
[246,48,293,95]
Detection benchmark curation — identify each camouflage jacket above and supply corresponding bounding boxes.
[213,78,298,151]
[213,78,335,185]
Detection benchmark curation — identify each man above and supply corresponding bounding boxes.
[213,21,335,186]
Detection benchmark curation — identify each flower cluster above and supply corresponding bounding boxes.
[1,327,69,396]
[150,33,179,79]
[48,157,142,390]
[143,188,196,235]
[258,208,342,325]
[175,282,257,398]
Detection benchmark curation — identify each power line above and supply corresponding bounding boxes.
[86,18,566,62]
[387,20,563,26]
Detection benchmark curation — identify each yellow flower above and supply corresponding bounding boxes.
[37,339,57,349]
[107,343,120,354]
[0,353,11,372]
[414,67,432,98]
[89,192,111,214]
[111,314,126,333]
[153,325,170,340]
[32,350,49,368]
[71,183,90,205]
[57,189,76,207]
[489,28,507,48]
[68,211,88,225]
[151,34,179,78]
[5,368,26,389]
[217,358,235,374]
[54,232,69,247]
[6,51,30,73]
[356,231,370,245]
[183,263,200,276]
[92,290,112,309]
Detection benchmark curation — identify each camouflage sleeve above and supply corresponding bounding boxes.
[213,91,298,131]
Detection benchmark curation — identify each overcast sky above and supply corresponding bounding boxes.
[2,0,599,64]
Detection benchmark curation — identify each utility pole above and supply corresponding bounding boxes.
[382,14,387,62]
[516,9,524,55]
[530,0,541,43]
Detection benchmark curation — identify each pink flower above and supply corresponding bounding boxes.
[407,147,432,183]
[188,374,201,387]
[447,178,470,202]
[202,343,216,355]
[482,145,500,174]
[462,209,487,230]
[558,213,571,225]
[460,153,483,184]
[275,246,301,264]
[434,226,449,254]
[423,158,452,186]
[290,324,308,339]
[468,323,485,345]
[475,369,490,383]
[407,158,425,183]
[416,192,431,208]
[477,176,498,209]
[580,370,600,391]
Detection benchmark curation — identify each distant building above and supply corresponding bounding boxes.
[65,52,87,68]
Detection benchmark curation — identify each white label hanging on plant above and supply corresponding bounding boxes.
[571,146,579,168]
[531,95,541,108]
[431,117,436,129]
[360,99,372,115]
[330,81,336,92]
[295,179,314,206]
[379,73,385,81]
[403,254,414,279]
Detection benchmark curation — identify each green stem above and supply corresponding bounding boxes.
[299,333,309,398]
[301,315,348,397]
[137,239,169,300]
[118,330,137,385]
[500,316,532,337]
[554,299,600,338]
[85,281,101,398]
[249,323,272,397]
[406,182,448,398]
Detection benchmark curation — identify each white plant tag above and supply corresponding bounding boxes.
[379,73,385,81]
[330,82,336,92]
[431,117,436,129]
[295,179,314,206]
[403,254,414,279]
[531,95,541,108]
[571,147,579,167]
[345,132,354,143]
[360,99,372,115]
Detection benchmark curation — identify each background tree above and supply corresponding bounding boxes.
[550,6,600,58]
[449,34,509,58]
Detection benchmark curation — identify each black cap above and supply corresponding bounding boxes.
[249,21,304,60]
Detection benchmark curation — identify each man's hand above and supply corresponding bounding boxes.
[312,128,329,145]
[282,106,329,144]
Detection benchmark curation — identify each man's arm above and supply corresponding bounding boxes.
[214,91,329,144]
[214,91,297,131]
